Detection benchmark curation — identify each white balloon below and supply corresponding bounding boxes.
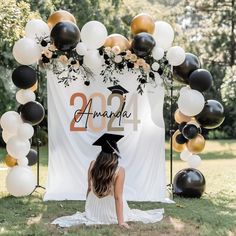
[180,149,192,161]
[179,86,189,94]
[153,21,174,51]
[17,157,29,167]
[13,38,42,65]
[0,111,22,134]
[6,137,30,159]
[16,89,36,104]
[2,130,15,143]
[166,46,186,66]
[17,123,34,140]
[178,87,205,116]
[76,42,88,55]
[187,154,202,168]
[152,46,164,60]
[83,50,103,71]
[6,166,36,197]
[81,21,108,50]
[25,19,50,41]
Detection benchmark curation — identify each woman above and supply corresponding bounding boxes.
[52,133,164,228]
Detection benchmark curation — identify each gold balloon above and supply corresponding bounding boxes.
[171,130,186,152]
[5,154,17,167]
[174,109,192,124]
[47,10,76,29]
[30,81,38,92]
[131,13,155,35]
[104,34,130,52]
[187,134,205,154]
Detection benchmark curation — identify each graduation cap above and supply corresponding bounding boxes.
[93,133,124,154]
[107,85,129,95]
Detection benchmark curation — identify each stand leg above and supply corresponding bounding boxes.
[31,64,45,194]
[167,79,174,199]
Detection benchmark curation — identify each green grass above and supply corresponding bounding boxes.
[0,140,236,236]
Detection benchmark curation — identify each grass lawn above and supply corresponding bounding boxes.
[0,140,236,236]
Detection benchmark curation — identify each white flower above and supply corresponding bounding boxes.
[114,55,123,63]
[151,62,160,71]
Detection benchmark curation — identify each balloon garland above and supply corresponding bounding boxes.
[0,10,225,198]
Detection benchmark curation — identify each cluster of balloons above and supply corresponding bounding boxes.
[170,54,225,171]
[1,17,47,196]
[130,13,185,66]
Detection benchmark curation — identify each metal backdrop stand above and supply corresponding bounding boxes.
[167,78,174,199]
[32,64,45,193]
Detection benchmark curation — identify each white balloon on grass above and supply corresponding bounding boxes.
[6,166,36,197]
[187,154,202,168]
[25,19,50,41]
[152,46,164,60]
[153,21,174,51]
[6,137,30,159]
[177,87,205,116]
[76,42,88,55]
[81,21,108,50]
[17,123,34,140]
[83,50,103,71]
[2,130,15,143]
[166,46,185,66]
[16,89,36,104]
[13,38,42,65]
[17,157,29,167]
[0,111,22,134]
[180,149,192,161]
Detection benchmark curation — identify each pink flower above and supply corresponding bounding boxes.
[59,55,68,64]
[112,46,121,54]
[134,63,139,69]
[126,50,132,56]
[114,55,123,63]
[44,49,53,58]
[136,58,146,67]
[104,47,112,53]
[130,54,138,62]
[143,63,150,71]
[48,44,57,52]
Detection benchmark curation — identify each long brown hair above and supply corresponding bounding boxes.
[91,151,119,198]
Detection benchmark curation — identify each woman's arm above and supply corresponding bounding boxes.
[114,167,129,228]
[86,161,94,198]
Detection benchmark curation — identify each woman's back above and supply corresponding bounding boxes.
[86,162,130,224]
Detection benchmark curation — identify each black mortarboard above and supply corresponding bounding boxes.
[92,133,124,154]
[107,85,129,95]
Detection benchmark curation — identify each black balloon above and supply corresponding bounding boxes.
[50,21,80,51]
[20,101,45,126]
[174,168,206,198]
[173,53,201,84]
[178,122,187,132]
[182,124,199,139]
[189,69,213,92]
[176,134,187,144]
[131,32,155,57]
[26,149,38,166]
[12,66,37,89]
[195,100,225,129]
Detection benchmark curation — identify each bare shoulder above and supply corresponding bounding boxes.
[117,166,125,177]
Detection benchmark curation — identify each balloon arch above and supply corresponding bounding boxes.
[0,11,225,197]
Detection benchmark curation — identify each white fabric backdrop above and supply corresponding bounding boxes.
[44,69,167,201]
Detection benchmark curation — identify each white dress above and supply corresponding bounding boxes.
[51,167,164,227]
